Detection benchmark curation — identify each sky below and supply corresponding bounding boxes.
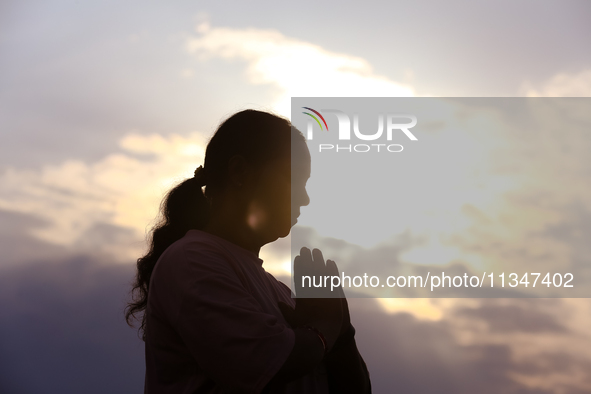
[1,1,591,393]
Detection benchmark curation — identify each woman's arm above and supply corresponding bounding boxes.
[267,302,371,394]
[271,249,371,392]
[262,327,326,391]
[325,322,372,394]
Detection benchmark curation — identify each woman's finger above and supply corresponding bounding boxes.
[312,248,325,273]
[327,259,346,298]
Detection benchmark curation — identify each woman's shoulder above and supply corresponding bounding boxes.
[179,229,232,254]
[149,230,246,305]
[157,230,236,270]
[150,230,232,283]
[157,229,269,283]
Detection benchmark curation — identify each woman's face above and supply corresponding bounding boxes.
[246,139,311,243]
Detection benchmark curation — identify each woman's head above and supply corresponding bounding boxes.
[126,109,310,336]
[201,109,310,241]
[203,110,297,193]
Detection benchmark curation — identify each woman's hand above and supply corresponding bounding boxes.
[279,247,343,351]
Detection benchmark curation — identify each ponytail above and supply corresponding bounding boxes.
[125,173,209,339]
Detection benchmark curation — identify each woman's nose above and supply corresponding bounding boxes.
[299,189,310,207]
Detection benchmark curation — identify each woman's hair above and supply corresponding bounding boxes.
[125,109,305,338]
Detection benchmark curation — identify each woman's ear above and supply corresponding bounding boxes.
[227,155,249,189]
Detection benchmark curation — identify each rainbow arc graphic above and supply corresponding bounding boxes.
[302,107,329,131]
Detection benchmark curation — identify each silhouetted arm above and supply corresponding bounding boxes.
[262,327,325,392]
[324,323,371,394]
[264,324,371,393]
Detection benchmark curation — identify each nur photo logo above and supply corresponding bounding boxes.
[300,107,418,153]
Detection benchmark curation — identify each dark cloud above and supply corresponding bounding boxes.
[76,222,143,256]
[348,297,589,394]
[0,257,144,394]
[455,302,567,334]
[0,209,69,268]
[0,261,588,393]
[276,273,589,393]
[0,209,143,270]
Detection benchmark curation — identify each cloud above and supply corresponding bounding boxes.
[0,132,207,263]
[186,25,415,116]
[0,24,416,271]
[0,128,295,276]
[523,69,591,97]
[455,301,566,334]
[0,209,70,268]
[443,298,591,393]
[351,296,591,394]
[2,12,590,394]
[0,257,144,394]
[2,260,591,394]
[0,25,416,271]
[289,99,591,298]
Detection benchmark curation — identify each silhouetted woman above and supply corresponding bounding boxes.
[126,110,371,393]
